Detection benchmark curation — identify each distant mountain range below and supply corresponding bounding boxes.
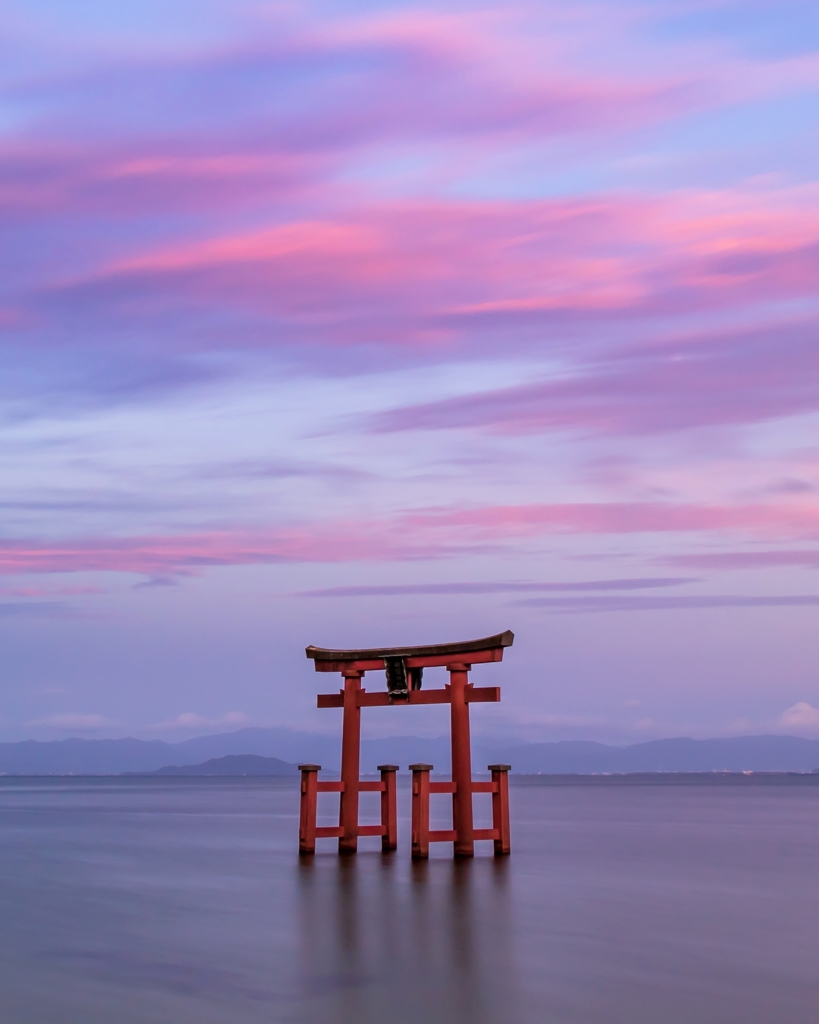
[2,727,819,775]
[129,754,299,777]
[500,736,819,774]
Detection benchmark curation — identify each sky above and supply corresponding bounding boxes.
[1,0,818,745]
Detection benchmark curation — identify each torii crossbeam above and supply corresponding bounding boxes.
[299,630,513,858]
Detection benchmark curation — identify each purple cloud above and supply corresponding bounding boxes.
[513,595,819,613]
[298,577,697,597]
[367,320,819,437]
[663,550,819,570]
[0,601,71,617]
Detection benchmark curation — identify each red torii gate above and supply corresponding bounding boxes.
[298,630,513,858]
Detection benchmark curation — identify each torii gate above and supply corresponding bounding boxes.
[298,630,513,858]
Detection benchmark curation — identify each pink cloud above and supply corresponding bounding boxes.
[34,184,817,356]
[4,6,816,383]
[403,502,819,540]
[0,142,328,221]
[193,15,695,143]
[0,13,693,232]
[112,221,382,275]
[2,500,817,577]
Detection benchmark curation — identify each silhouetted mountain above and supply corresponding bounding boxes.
[2,728,819,775]
[133,754,299,776]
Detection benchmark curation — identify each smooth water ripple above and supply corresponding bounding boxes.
[0,776,818,1023]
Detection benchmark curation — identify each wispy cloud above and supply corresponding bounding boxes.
[0,585,104,597]
[663,550,819,570]
[1,501,817,577]
[513,595,819,613]
[30,188,819,371]
[298,577,696,597]
[365,319,819,438]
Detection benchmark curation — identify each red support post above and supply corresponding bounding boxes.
[338,671,363,853]
[448,663,475,857]
[489,764,511,856]
[378,764,398,851]
[298,764,320,855]
[410,763,432,860]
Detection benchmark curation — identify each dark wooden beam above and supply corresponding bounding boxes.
[306,629,514,667]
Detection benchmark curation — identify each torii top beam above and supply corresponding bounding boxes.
[305,629,514,673]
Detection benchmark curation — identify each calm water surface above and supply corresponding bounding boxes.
[0,776,817,1024]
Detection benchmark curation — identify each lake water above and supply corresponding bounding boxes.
[1,775,818,1024]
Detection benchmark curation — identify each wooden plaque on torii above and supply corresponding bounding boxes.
[298,630,513,858]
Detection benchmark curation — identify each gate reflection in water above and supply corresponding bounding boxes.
[296,854,517,1024]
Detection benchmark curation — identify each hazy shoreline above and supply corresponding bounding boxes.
[2,771,819,784]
